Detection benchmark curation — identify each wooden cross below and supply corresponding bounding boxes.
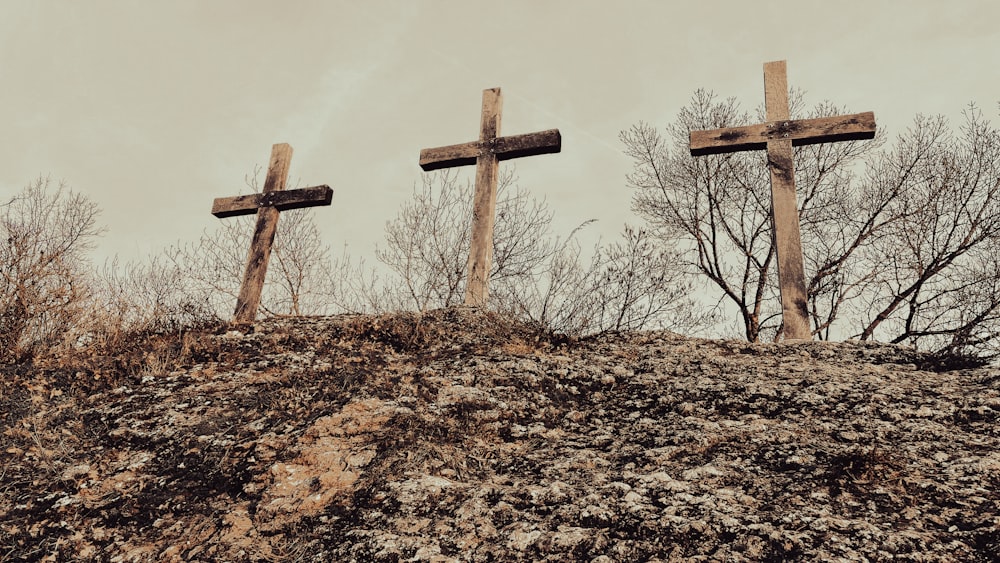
[689,60,876,340]
[211,143,333,324]
[419,87,561,307]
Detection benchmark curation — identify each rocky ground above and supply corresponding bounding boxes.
[1,308,998,562]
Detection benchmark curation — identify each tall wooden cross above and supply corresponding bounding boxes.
[689,60,876,340]
[211,143,333,324]
[419,87,561,307]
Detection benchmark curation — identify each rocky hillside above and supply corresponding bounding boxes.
[1,308,998,562]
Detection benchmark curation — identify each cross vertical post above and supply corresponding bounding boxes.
[419,87,561,307]
[211,143,333,324]
[468,88,502,307]
[763,60,810,340]
[689,60,876,340]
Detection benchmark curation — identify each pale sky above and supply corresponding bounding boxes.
[2,1,998,266]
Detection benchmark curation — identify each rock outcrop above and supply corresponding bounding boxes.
[2,308,998,561]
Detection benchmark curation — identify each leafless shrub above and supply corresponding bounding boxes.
[591,225,715,333]
[376,168,554,311]
[492,228,601,335]
[82,256,219,351]
[0,177,103,361]
[377,170,706,336]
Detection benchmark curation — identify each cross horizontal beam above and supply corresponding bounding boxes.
[419,129,561,171]
[211,185,333,218]
[689,112,875,156]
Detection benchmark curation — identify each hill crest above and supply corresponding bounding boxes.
[2,308,998,561]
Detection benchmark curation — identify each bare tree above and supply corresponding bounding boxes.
[0,177,103,360]
[851,108,1000,360]
[625,90,1000,361]
[622,90,884,342]
[622,92,776,341]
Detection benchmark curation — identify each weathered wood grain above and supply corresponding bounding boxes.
[419,142,483,171]
[419,129,562,171]
[211,185,333,218]
[495,129,561,161]
[689,112,876,156]
[763,61,811,341]
[766,137,810,340]
[465,88,503,307]
[230,144,291,324]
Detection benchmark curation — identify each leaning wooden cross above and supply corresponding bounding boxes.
[211,143,333,323]
[419,87,561,307]
[689,60,876,340]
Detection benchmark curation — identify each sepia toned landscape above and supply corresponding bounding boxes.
[4,3,1000,561]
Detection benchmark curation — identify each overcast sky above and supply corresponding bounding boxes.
[2,1,998,267]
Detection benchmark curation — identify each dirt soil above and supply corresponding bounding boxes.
[1,308,998,562]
